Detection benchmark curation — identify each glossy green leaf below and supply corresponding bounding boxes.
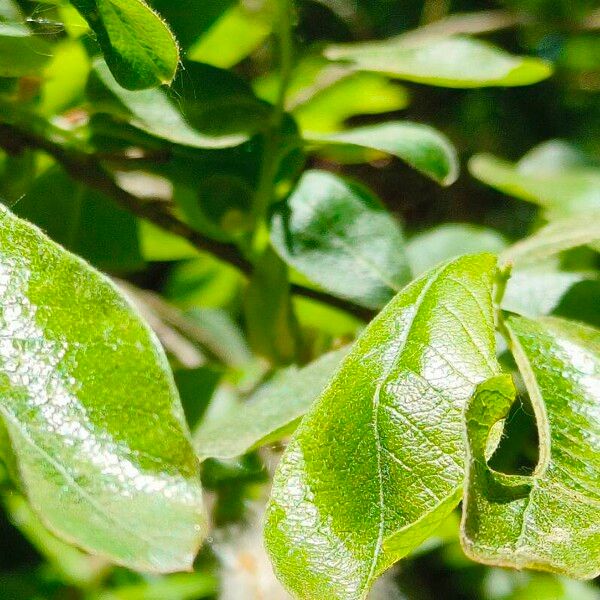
[501,211,600,266]
[307,122,458,185]
[92,60,269,148]
[270,170,411,309]
[461,316,600,579]
[70,0,179,90]
[469,143,600,219]
[325,36,552,88]
[0,206,205,571]
[265,254,499,599]
[407,224,507,276]
[195,347,349,460]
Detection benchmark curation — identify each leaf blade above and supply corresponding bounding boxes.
[270,170,411,309]
[0,206,205,572]
[461,316,600,579]
[265,254,499,599]
[307,122,459,185]
[325,36,552,88]
[71,0,179,90]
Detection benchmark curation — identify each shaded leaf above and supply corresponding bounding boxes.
[407,223,507,275]
[9,165,143,271]
[0,206,205,571]
[244,247,299,365]
[195,347,349,460]
[461,316,600,579]
[307,122,458,185]
[501,212,600,266]
[469,142,600,219]
[91,59,269,148]
[70,0,179,90]
[270,170,410,309]
[325,36,552,88]
[265,254,499,599]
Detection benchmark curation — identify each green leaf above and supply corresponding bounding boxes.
[244,247,299,365]
[325,36,552,88]
[469,144,600,219]
[70,0,179,90]
[9,165,143,271]
[502,268,599,319]
[307,122,458,185]
[265,254,499,599]
[194,347,349,460]
[0,35,50,77]
[461,316,600,579]
[270,170,411,309]
[187,3,271,68]
[501,212,600,266]
[407,224,507,276]
[254,55,410,133]
[91,59,268,148]
[0,206,205,571]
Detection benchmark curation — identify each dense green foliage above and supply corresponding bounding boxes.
[0,0,598,598]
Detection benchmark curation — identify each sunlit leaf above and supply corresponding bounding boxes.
[307,122,458,185]
[70,0,179,90]
[0,206,205,571]
[271,170,411,309]
[501,212,600,266]
[265,254,499,599]
[461,316,600,579]
[325,36,552,88]
[469,141,600,219]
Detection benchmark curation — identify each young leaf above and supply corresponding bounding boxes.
[325,36,552,88]
[270,170,411,309]
[461,316,600,579]
[501,211,600,266]
[307,122,459,185]
[265,254,499,599]
[70,0,179,90]
[0,206,205,572]
[194,347,349,460]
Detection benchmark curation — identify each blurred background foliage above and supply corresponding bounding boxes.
[0,0,599,597]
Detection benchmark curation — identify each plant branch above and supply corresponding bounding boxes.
[0,122,253,274]
[0,121,371,321]
[251,0,295,229]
